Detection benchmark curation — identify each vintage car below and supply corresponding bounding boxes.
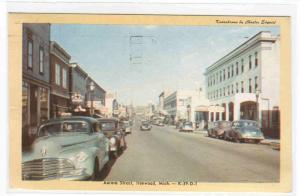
[207,121,218,137]
[224,120,265,143]
[22,116,110,181]
[140,121,152,131]
[120,120,132,134]
[97,118,126,158]
[179,122,194,132]
[211,121,232,139]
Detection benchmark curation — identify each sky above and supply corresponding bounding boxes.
[51,24,279,106]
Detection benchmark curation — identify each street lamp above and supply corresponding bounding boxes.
[89,81,95,115]
[255,89,261,126]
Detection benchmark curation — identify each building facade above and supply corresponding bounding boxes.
[85,76,106,115]
[49,41,71,118]
[105,92,119,118]
[204,31,280,137]
[69,62,89,113]
[22,24,51,145]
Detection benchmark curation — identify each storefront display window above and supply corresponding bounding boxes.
[22,81,29,127]
[39,87,49,123]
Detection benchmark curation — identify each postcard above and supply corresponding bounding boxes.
[8,13,292,193]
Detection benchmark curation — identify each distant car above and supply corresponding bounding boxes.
[140,121,152,131]
[97,118,127,158]
[22,116,110,181]
[207,121,218,137]
[224,120,264,143]
[179,122,194,132]
[121,121,132,134]
[211,121,232,139]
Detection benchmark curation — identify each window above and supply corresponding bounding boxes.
[216,90,218,98]
[249,55,252,70]
[255,52,258,67]
[249,78,252,93]
[219,89,222,97]
[236,83,239,93]
[241,59,244,73]
[39,87,49,123]
[22,81,29,127]
[223,87,225,96]
[216,73,218,84]
[55,64,61,85]
[241,81,244,93]
[62,68,67,88]
[231,64,234,77]
[223,69,225,80]
[231,84,234,94]
[227,85,230,95]
[220,71,222,82]
[255,76,258,90]
[228,67,230,78]
[39,47,44,73]
[213,75,215,85]
[236,62,239,75]
[27,39,33,68]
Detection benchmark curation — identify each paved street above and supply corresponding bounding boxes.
[101,121,279,183]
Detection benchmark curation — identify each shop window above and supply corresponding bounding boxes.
[39,87,49,123]
[22,81,29,127]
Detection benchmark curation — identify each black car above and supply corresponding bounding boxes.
[140,121,152,131]
[97,118,126,158]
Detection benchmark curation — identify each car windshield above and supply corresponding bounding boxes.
[38,120,89,137]
[100,122,116,131]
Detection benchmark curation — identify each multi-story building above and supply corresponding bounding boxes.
[49,41,71,118]
[105,92,119,117]
[69,62,89,113]
[85,76,106,115]
[22,23,51,145]
[204,31,280,137]
[163,90,206,125]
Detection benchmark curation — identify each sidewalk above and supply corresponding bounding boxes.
[260,138,280,150]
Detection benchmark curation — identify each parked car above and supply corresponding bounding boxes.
[140,121,152,131]
[179,122,194,132]
[97,118,126,158]
[211,121,232,139]
[157,121,164,126]
[224,120,264,143]
[207,121,218,137]
[22,116,109,181]
[120,120,132,134]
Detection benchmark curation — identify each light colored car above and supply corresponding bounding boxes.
[179,122,194,132]
[22,116,110,181]
[224,120,265,143]
[121,121,132,134]
[140,121,152,131]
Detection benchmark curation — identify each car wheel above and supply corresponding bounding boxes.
[90,159,99,181]
[234,136,240,143]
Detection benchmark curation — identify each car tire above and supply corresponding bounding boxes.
[234,136,240,143]
[90,159,99,181]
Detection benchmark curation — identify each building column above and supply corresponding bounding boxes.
[226,103,229,121]
[208,111,211,122]
[220,112,223,121]
[234,101,240,121]
[213,112,216,121]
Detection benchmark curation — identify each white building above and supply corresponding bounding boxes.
[163,89,208,125]
[204,31,280,135]
[104,91,118,117]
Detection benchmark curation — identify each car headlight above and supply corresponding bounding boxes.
[110,137,116,145]
[73,151,88,162]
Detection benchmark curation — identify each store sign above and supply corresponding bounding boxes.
[86,101,103,109]
[71,93,83,103]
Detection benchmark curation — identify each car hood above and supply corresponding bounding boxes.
[23,133,96,162]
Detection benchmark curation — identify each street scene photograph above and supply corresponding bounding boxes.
[21,23,281,183]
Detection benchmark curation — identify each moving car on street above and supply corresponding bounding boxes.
[97,118,127,158]
[140,121,152,131]
[224,120,265,143]
[179,122,194,132]
[211,121,232,139]
[22,116,110,181]
[120,120,132,134]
